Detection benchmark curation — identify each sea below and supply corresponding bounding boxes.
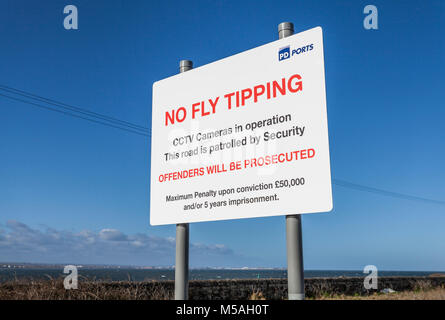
[0,268,440,282]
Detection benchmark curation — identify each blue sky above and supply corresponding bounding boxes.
[0,0,444,270]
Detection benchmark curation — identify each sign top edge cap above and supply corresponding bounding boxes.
[278,22,294,33]
[179,60,193,68]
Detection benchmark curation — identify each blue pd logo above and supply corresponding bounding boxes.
[278,46,290,61]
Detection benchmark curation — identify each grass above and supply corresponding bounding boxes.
[317,287,445,300]
[0,278,173,300]
[249,289,266,300]
[1,278,444,300]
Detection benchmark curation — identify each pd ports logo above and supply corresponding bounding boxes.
[278,44,314,61]
[278,46,290,61]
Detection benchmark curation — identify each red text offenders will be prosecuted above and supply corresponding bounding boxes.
[158,148,315,183]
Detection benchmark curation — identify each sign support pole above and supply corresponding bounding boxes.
[279,22,305,301]
[174,60,193,300]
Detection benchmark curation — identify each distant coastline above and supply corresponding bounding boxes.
[0,263,443,282]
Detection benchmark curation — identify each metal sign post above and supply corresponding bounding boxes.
[279,22,305,301]
[174,60,193,300]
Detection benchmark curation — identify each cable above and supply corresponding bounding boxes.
[333,179,445,205]
[0,85,150,134]
[0,93,150,137]
[0,84,150,132]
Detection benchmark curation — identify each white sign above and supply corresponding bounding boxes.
[150,26,332,226]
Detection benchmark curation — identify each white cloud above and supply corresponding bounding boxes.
[98,229,128,241]
[0,220,248,267]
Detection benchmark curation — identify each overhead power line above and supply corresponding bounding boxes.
[0,85,150,136]
[0,92,150,137]
[333,179,445,205]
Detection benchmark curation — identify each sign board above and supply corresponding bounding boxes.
[150,26,332,226]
